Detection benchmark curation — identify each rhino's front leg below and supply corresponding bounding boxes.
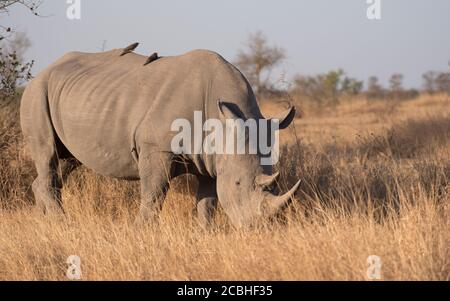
[196,177,218,229]
[136,151,172,224]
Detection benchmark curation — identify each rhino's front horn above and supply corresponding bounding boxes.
[263,179,301,216]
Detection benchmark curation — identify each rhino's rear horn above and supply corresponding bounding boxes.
[120,42,139,56]
[255,172,280,188]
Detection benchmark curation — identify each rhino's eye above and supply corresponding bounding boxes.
[235,180,241,186]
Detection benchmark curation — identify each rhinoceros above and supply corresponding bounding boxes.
[20,44,301,228]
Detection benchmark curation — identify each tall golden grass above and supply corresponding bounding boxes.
[0,94,448,280]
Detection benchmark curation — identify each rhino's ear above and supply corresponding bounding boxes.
[271,106,296,129]
[218,100,244,120]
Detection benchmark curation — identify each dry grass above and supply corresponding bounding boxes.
[0,94,449,280]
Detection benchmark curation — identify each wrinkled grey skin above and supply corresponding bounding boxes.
[20,48,301,228]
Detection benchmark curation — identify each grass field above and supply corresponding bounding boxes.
[0,93,448,280]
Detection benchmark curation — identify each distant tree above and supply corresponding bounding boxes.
[319,69,344,104]
[387,73,421,100]
[388,73,404,99]
[293,69,363,106]
[435,72,450,94]
[294,75,325,106]
[235,31,285,95]
[422,71,437,94]
[341,77,364,95]
[0,33,33,99]
[367,76,384,99]
[0,0,40,13]
[0,1,41,99]
[389,74,403,92]
[0,0,42,39]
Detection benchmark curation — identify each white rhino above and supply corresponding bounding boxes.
[20,44,300,228]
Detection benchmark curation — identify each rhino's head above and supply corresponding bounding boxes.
[214,101,301,228]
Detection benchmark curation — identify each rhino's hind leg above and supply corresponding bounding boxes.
[31,152,64,214]
[32,159,62,213]
[196,177,217,229]
[32,144,80,214]
[136,151,172,224]
[21,83,65,214]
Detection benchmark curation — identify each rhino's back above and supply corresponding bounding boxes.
[39,49,232,178]
[40,50,149,178]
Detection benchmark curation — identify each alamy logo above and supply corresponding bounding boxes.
[170,111,280,165]
[366,0,381,20]
[66,0,81,20]
[66,255,82,280]
[366,255,382,280]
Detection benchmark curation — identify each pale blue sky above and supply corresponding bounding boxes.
[5,0,450,88]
